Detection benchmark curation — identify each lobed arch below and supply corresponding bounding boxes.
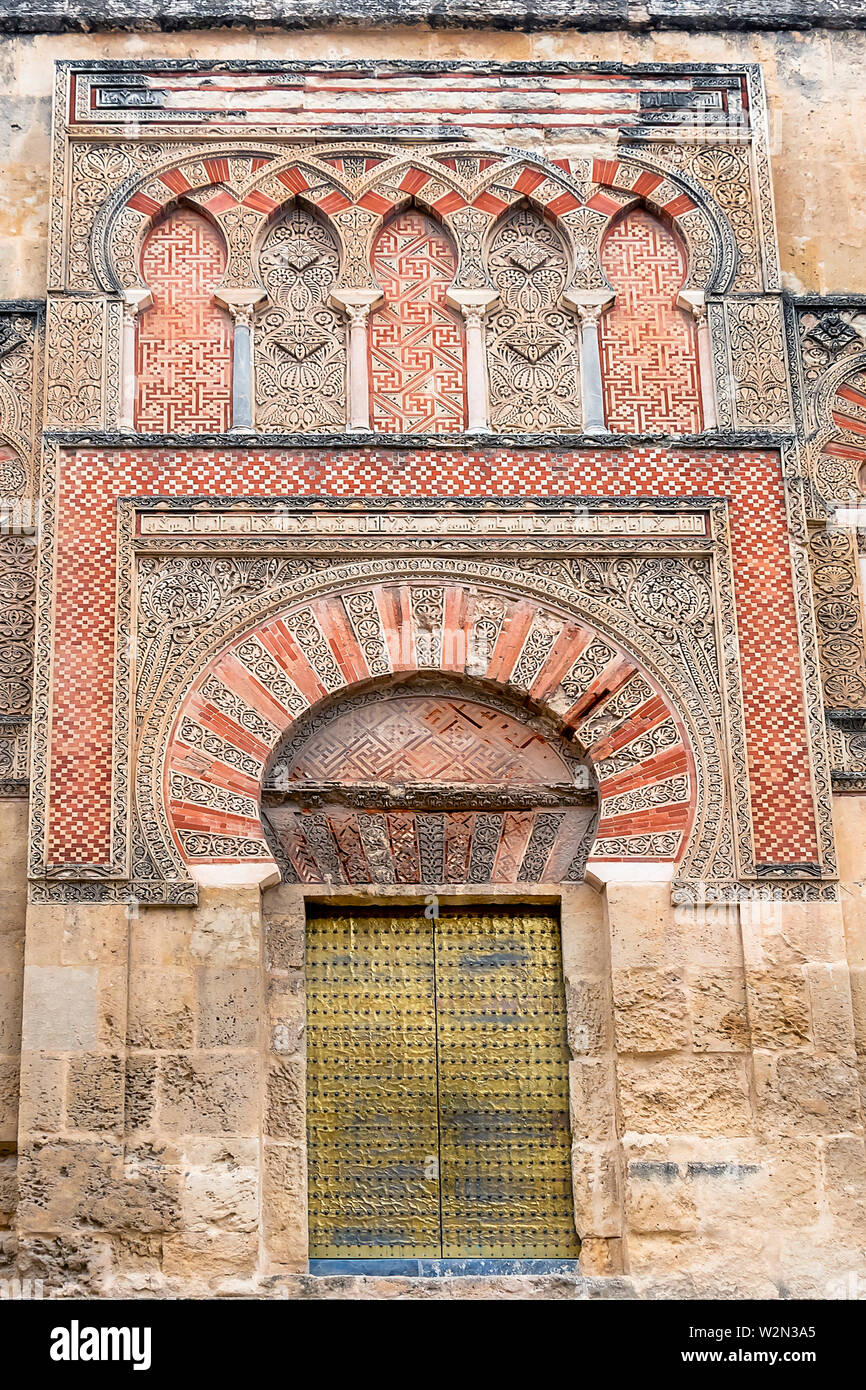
[144,576,703,892]
[95,141,735,304]
[808,351,866,508]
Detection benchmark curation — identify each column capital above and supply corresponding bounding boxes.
[121,287,152,321]
[329,286,383,320]
[214,287,267,325]
[677,288,708,323]
[446,288,499,326]
[562,289,615,324]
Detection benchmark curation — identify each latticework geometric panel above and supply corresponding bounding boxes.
[599,208,702,435]
[135,207,233,433]
[369,211,466,434]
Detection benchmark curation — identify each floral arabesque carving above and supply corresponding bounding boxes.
[808,527,866,709]
[254,206,347,432]
[485,206,581,433]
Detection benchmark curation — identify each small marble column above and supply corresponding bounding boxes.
[447,289,498,434]
[215,289,266,433]
[119,288,151,433]
[678,289,718,430]
[563,289,614,436]
[330,288,383,432]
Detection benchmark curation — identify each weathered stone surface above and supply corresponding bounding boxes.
[190,888,261,968]
[850,967,866,1053]
[265,1057,305,1141]
[197,968,259,1049]
[565,977,611,1055]
[17,1051,64,1134]
[161,1228,258,1281]
[158,1054,259,1136]
[569,1058,617,1142]
[20,966,97,1050]
[747,970,812,1049]
[618,1057,753,1137]
[263,886,305,973]
[821,1135,866,1231]
[125,1054,157,1132]
[267,976,305,1057]
[15,1233,107,1296]
[612,969,690,1053]
[180,1138,259,1234]
[571,1141,622,1238]
[262,1141,307,1269]
[754,1052,862,1135]
[16,1138,120,1230]
[688,969,749,1052]
[605,883,674,970]
[625,1161,699,1235]
[127,968,195,1050]
[0,1058,19,1139]
[806,964,857,1053]
[0,966,23,1054]
[0,1151,17,1230]
[66,1053,124,1132]
[741,901,848,970]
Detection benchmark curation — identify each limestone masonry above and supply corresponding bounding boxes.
[0,3,864,1299]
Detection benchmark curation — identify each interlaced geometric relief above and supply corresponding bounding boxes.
[599,208,703,435]
[305,905,579,1260]
[135,207,233,434]
[280,695,573,786]
[369,211,466,434]
[254,206,346,431]
[263,690,597,885]
[486,206,581,432]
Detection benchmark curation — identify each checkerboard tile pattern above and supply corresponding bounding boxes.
[46,443,818,868]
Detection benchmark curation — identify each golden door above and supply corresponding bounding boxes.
[305,905,579,1259]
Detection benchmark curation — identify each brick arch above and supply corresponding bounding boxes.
[162,580,696,883]
[810,353,866,506]
[102,152,353,293]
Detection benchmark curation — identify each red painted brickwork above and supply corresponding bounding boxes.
[369,211,466,434]
[47,444,817,868]
[135,207,233,433]
[599,208,703,435]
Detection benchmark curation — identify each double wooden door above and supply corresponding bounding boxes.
[305,905,579,1259]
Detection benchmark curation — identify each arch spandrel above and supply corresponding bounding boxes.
[153,578,699,890]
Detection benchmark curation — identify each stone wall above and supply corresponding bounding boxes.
[0,25,865,298]
[7,869,865,1297]
[0,800,26,1264]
